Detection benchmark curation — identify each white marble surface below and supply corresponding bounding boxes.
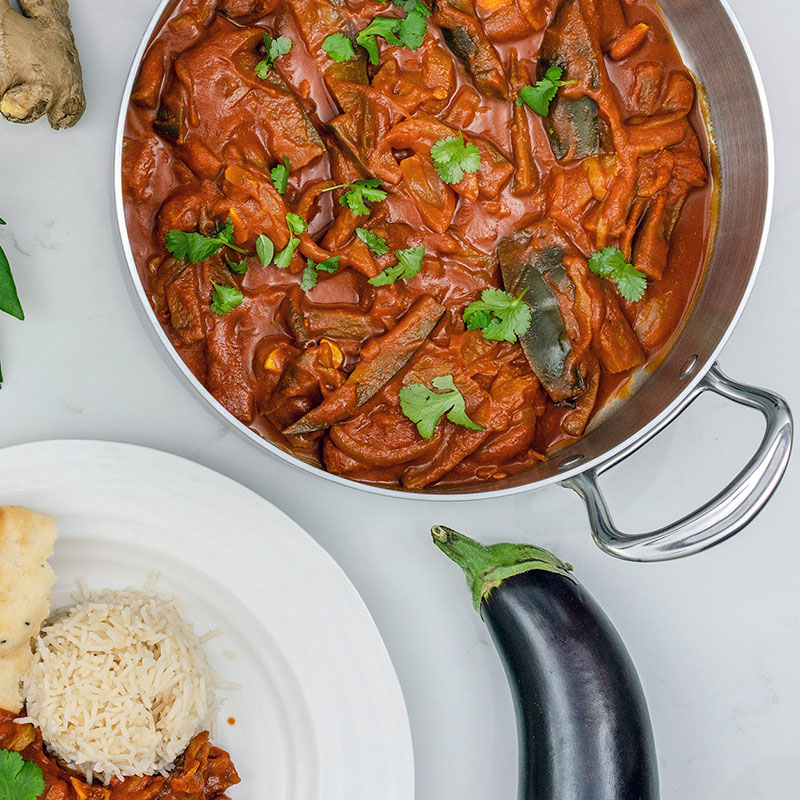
[0,1,797,797]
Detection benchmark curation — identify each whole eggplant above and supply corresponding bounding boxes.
[432,526,659,800]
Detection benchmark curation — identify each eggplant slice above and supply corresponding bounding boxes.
[498,231,581,402]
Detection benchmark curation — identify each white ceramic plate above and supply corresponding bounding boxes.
[0,440,413,800]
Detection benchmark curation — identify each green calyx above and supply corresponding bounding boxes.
[431,525,574,610]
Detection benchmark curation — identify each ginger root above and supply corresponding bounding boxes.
[0,0,85,128]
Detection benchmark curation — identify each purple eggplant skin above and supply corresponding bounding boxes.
[432,526,659,800]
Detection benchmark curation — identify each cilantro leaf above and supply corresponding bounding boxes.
[210,283,243,315]
[516,65,577,116]
[165,217,247,264]
[0,749,45,800]
[225,254,249,274]
[399,375,484,439]
[274,237,300,269]
[430,132,481,184]
[356,227,389,256]
[398,8,427,50]
[588,246,648,302]
[255,33,292,77]
[323,179,387,216]
[463,288,532,343]
[357,17,403,65]
[301,261,319,291]
[301,256,341,291]
[464,308,491,331]
[286,212,307,235]
[368,245,425,285]
[316,255,341,273]
[271,157,290,194]
[255,234,275,267]
[322,33,356,62]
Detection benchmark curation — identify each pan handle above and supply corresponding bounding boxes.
[562,365,793,561]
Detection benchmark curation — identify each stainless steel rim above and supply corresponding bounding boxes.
[113,0,774,502]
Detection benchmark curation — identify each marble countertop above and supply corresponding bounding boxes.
[0,1,797,797]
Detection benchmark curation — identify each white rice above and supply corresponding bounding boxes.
[20,584,221,784]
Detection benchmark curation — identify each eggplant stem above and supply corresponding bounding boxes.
[431,525,574,610]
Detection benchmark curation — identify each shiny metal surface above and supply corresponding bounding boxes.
[115,0,791,559]
[563,367,793,560]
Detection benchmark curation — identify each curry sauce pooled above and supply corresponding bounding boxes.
[122,0,714,489]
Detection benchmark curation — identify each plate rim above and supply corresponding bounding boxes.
[0,438,415,799]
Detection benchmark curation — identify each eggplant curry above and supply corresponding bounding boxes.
[0,710,240,799]
[122,0,714,489]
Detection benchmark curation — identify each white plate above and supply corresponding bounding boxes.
[0,440,413,800]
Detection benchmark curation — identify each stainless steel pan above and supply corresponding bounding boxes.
[115,0,793,562]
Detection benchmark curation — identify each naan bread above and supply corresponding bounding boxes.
[0,506,57,712]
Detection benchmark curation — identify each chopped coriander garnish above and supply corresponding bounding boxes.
[356,10,427,64]
[0,749,45,800]
[357,17,402,65]
[322,33,356,62]
[588,246,648,302]
[430,132,481,185]
[399,374,484,439]
[225,254,248,274]
[300,261,318,291]
[273,214,305,269]
[255,33,292,78]
[398,8,427,50]
[165,217,247,264]
[516,65,577,117]
[322,179,387,216]
[356,227,389,256]
[368,245,425,286]
[286,212,307,235]
[271,157,290,194]
[463,288,532,343]
[210,282,243,315]
[301,255,341,291]
[385,0,431,17]
[273,237,300,269]
[255,234,275,267]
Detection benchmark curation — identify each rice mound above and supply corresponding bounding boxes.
[21,585,219,783]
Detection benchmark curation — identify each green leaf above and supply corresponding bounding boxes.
[430,133,481,185]
[588,246,648,302]
[399,375,484,439]
[463,287,532,343]
[324,179,387,216]
[224,254,249,275]
[165,217,246,264]
[255,234,275,267]
[271,156,290,194]
[165,230,224,263]
[464,308,491,331]
[286,212,307,235]
[398,8,427,50]
[368,245,425,285]
[516,65,577,117]
[0,749,46,800]
[301,261,319,291]
[0,245,24,321]
[356,227,389,256]
[322,33,356,62]
[274,237,301,269]
[301,256,340,292]
[316,255,341,273]
[256,33,292,77]
[210,282,244,315]
[357,17,402,65]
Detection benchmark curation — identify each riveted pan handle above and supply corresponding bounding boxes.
[562,365,793,562]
